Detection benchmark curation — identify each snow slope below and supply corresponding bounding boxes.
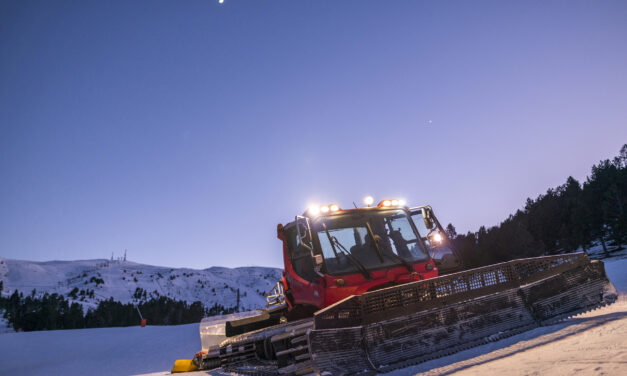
[0,257,624,376]
[0,258,281,312]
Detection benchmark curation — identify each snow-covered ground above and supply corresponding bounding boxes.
[0,322,200,376]
[0,258,281,312]
[0,257,625,376]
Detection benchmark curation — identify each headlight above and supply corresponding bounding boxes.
[308,205,320,216]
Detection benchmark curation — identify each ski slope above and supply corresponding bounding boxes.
[0,256,625,376]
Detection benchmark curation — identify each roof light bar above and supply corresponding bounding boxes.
[307,203,342,216]
[306,197,408,216]
[378,199,407,208]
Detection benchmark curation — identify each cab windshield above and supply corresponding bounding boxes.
[312,209,430,276]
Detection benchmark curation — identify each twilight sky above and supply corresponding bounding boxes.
[1,0,626,269]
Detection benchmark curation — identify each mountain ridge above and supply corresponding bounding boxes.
[0,257,282,313]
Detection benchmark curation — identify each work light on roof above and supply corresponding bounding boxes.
[379,199,407,208]
[308,203,342,216]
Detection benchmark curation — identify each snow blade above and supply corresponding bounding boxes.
[308,252,617,375]
[171,359,198,373]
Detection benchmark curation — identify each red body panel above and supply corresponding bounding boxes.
[321,261,438,307]
[278,230,438,310]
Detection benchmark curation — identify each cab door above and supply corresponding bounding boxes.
[409,206,465,275]
[283,217,325,308]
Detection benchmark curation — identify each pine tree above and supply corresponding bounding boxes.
[445,223,457,239]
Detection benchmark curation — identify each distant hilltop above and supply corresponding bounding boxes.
[0,258,282,312]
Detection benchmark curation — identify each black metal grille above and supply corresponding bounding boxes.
[314,252,591,329]
[309,253,616,375]
[312,295,363,329]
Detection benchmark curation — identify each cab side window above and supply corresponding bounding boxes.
[411,212,463,272]
[411,213,432,250]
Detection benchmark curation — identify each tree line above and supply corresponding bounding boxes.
[446,144,626,268]
[0,289,237,332]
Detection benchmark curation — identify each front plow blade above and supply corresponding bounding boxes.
[309,253,617,375]
[171,359,198,373]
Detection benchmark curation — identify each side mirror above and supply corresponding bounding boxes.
[421,208,434,229]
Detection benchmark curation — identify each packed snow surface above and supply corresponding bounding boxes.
[0,256,625,376]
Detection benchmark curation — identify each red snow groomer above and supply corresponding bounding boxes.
[174,198,617,375]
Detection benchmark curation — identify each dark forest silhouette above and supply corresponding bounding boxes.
[447,144,626,268]
[0,289,237,332]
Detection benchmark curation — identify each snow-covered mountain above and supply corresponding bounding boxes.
[0,258,282,312]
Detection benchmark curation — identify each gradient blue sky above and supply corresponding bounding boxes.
[1,0,626,268]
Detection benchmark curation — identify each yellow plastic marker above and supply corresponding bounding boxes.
[171,359,198,373]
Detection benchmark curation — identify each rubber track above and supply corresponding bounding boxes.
[220,319,314,376]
